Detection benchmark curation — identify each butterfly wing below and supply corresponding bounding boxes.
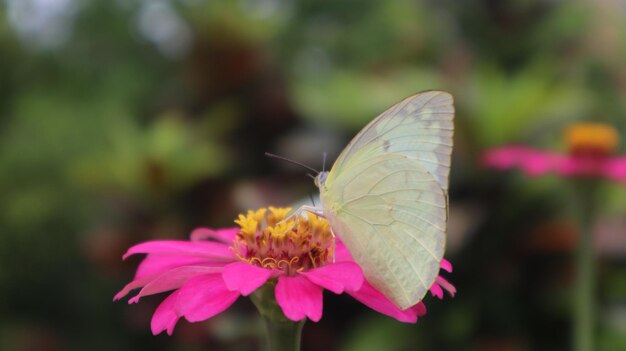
[331,91,454,191]
[320,91,454,309]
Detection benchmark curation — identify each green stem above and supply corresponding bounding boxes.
[574,183,597,351]
[251,282,305,351]
[260,315,305,351]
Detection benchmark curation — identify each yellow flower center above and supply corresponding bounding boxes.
[564,122,619,156]
[232,207,335,275]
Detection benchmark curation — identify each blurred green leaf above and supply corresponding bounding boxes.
[339,315,418,351]
[294,66,442,129]
[462,62,591,147]
[72,114,230,199]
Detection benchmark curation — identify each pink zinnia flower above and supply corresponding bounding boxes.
[483,123,626,180]
[114,207,455,335]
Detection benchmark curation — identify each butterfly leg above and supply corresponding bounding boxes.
[294,205,325,218]
[275,205,334,247]
[274,205,325,230]
[295,205,336,245]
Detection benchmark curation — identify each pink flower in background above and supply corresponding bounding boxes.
[114,207,455,335]
[483,123,626,181]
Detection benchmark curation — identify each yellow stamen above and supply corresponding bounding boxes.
[232,206,335,274]
[268,220,295,238]
[234,214,258,237]
[267,206,292,226]
[565,122,619,156]
[248,208,267,224]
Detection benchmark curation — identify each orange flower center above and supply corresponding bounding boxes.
[232,207,335,275]
[564,122,619,157]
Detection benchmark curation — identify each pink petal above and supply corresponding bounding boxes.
[558,156,606,177]
[116,256,217,300]
[429,283,444,299]
[520,151,564,176]
[436,276,456,297]
[123,241,235,261]
[347,281,418,323]
[190,227,239,243]
[333,240,354,262]
[222,262,273,296]
[483,146,566,177]
[176,274,240,322]
[440,259,453,273]
[135,255,210,280]
[299,262,363,294]
[129,266,223,303]
[275,275,323,322]
[151,291,181,336]
[114,275,155,301]
[413,302,427,317]
[605,157,626,181]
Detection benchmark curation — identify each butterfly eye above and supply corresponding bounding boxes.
[315,172,329,188]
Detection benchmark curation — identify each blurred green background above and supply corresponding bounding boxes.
[1,0,626,350]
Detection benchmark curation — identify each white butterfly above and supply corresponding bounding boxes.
[293,91,454,309]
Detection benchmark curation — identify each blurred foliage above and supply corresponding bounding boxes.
[462,62,590,147]
[294,67,443,128]
[73,114,230,201]
[1,0,626,350]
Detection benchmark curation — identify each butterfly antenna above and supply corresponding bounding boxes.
[308,193,317,207]
[306,173,316,180]
[265,152,319,174]
[322,152,327,172]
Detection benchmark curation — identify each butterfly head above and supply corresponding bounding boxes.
[314,171,329,189]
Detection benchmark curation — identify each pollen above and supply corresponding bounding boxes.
[232,207,335,275]
[565,122,620,156]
